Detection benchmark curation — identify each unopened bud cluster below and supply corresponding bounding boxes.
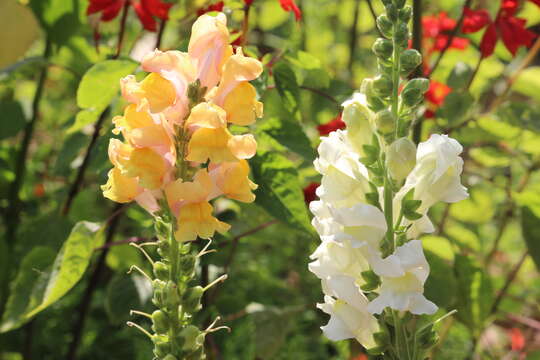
[309,1,469,359]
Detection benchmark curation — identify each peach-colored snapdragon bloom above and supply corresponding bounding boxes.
[102,12,263,242]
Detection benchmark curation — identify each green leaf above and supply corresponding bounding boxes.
[250,151,313,233]
[105,274,152,324]
[0,100,26,140]
[498,102,540,133]
[439,92,474,124]
[401,188,423,220]
[0,221,102,333]
[69,59,137,133]
[450,188,495,224]
[256,117,314,161]
[273,62,300,115]
[29,0,81,46]
[424,250,457,309]
[513,66,540,102]
[287,51,330,89]
[0,247,56,333]
[521,206,540,272]
[454,254,493,335]
[446,62,473,90]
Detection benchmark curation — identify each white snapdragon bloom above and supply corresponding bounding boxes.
[341,93,375,156]
[367,240,437,315]
[400,134,468,210]
[314,131,371,208]
[308,240,369,284]
[393,134,468,238]
[330,203,387,249]
[317,276,379,349]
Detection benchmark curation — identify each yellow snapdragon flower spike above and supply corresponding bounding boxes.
[210,160,257,203]
[101,168,140,203]
[113,103,171,149]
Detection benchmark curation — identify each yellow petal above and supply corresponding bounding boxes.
[188,13,230,89]
[223,82,263,125]
[185,102,227,130]
[123,147,167,189]
[174,202,231,242]
[211,160,257,203]
[228,134,257,159]
[165,169,213,205]
[101,168,140,203]
[187,127,237,163]
[139,73,177,113]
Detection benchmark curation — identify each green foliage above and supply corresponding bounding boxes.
[0,221,102,332]
[69,59,138,134]
[520,206,540,271]
[273,62,300,115]
[0,100,26,140]
[256,117,314,160]
[251,149,313,233]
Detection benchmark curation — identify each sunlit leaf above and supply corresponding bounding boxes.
[521,206,540,272]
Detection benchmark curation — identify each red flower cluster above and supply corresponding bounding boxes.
[87,0,172,32]
[508,327,525,352]
[424,80,451,118]
[422,12,469,57]
[197,1,224,16]
[317,113,346,135]
[463,0,538,58]
[303,182,319,204]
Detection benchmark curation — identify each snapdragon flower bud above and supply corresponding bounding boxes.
[400,49,422,75]
[399,5,412,22]
[401,78,429,107]
[375,109,395,135]
[152,310,169,334]
[385,3,398,22]
[394,0,406,9]
[394,23,409,48]
[386,137,416,182]
[377,15,393,38]
[373,38,393,60]
[372,75,393,98]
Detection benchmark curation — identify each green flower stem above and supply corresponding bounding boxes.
[168,229,181,354]
[383,171,394,252]
[391,23,401,141]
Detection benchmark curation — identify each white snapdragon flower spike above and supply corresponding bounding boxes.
[317,276,379,349]
[309,240,369,284]
[314,131,371,208]
[367,240,438,315]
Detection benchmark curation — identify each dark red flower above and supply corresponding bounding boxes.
[279,0,302,21]
[509,328,525,351]
[317,113,345,135]
[197,1,224,16]
[462,7,491,33]
[87,0,125,21]
[244,0,255,5]
[530,0,540,6]
[425,80,451,106]
[303,182,319,204]
[463,1,537,58]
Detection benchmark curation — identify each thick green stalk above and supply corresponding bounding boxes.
[168,230,181,354]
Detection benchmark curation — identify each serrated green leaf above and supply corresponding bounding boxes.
[256,117,314,160]
[0,221,102,333]
[273,62,300,115]
[521,206,540,271]
[250,151,313,233]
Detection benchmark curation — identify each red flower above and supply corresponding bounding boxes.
[197,1,224,16]
[303,182,319,204]
[279,0,302,21]
[244,0,255,5]
[422,12,469,54]
[530,0,540,6]
[86,0,172,32]
[425,80,451,106]
[462,1,537,58]
[317,113,346,135]
[508,328,525,352]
